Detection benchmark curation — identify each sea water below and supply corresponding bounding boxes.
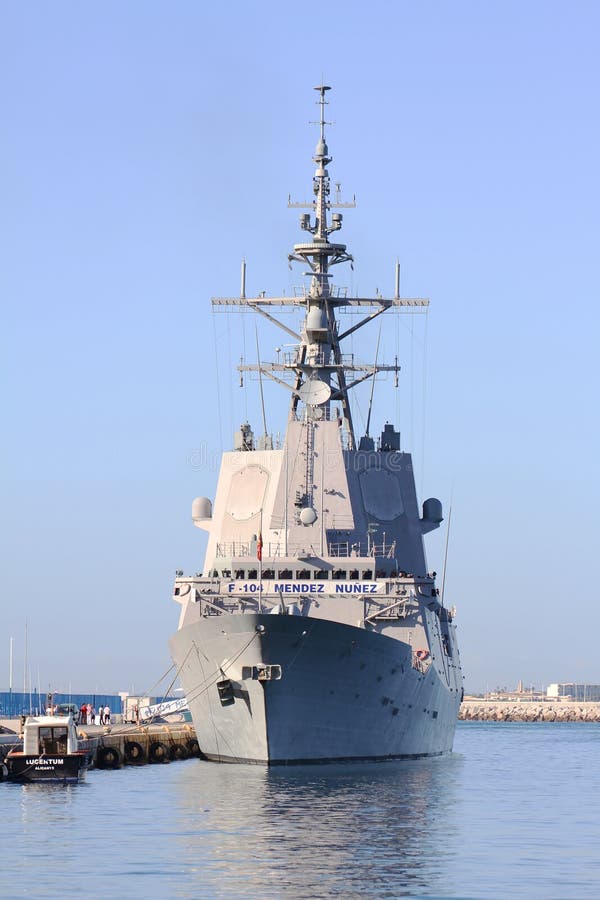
[2,722,600,899]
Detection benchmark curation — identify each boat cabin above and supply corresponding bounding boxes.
[22,715,80,757]
[5,714,93,783]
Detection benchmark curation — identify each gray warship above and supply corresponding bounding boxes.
[169,86,462,764]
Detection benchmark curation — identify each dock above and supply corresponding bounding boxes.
[79,722,201,767]
[1,719,200,773]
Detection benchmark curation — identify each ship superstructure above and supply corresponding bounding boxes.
[169,86,462,763]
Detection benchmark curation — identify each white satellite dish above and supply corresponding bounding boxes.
[298,379,331,406]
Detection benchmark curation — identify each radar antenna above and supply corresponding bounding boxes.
[212,87,428,451]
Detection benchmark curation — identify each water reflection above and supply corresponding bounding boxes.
[5,726,600,898]
[173,755,463,898]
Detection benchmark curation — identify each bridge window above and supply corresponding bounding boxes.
[263,568,275,579]
[332,569,347,580]
[296,569,311,579]
[278,569,292,579]
[349,569,359,579]
[314,570,329,579]
[362,570,373,579]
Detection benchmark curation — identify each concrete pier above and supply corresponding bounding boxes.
[0,720,201,771]
[79,722,201,767]
[459,700,600,722]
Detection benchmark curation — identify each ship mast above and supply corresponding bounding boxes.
[286,84,355,438]
[211,86,429,450]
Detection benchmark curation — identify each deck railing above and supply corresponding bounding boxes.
[215,540,396,560]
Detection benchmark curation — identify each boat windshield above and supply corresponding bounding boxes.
[38,726,68,755]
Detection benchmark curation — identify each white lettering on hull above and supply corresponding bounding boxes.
[226,580,385,595]
[26,758,65,765]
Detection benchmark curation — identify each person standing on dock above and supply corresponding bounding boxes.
[80,703,87,725]
[103,705,111,725]
[90,705,96,724]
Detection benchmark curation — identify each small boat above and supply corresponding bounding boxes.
[5,714,95,783]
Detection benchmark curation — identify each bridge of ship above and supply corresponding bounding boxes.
[173,572,443,677]
[173,573,437,619]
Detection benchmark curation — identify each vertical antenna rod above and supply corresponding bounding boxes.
[316,83,329,142]
[365,323,382,438]
[255,324,268,440]
[9,636,13,717]
[313,84,332,248]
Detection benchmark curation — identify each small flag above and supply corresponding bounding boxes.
[257,531,263,561]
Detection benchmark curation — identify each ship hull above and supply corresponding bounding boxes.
[170,613,460,764]
[6,751,92,783]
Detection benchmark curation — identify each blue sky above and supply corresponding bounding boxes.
[2,1,599,696]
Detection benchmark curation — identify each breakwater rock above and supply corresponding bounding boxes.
[459,701,600,722]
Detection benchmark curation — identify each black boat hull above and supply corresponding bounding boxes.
[6,752,92,783]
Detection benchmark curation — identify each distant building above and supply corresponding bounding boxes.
[547,683,600,702]
[483,681,545,702]
[485,688,546,702]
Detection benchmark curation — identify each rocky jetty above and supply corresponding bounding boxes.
[459,700,600,722]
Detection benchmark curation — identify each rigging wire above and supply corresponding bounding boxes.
[255,323,268,439]
[440,491,454,606]
[140,662,176,701]
[241,304,248,421]
[365,322,382,439]
[409,309,415,451]
[90,656,187,737]
[226,312,234,442]
[211,310,224,454]
[141,647,194,727]
[184,631,259,708]
[185,618,317,717]
[420,308,429,499]
[395,264,401,429]
[349,309,367,433]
